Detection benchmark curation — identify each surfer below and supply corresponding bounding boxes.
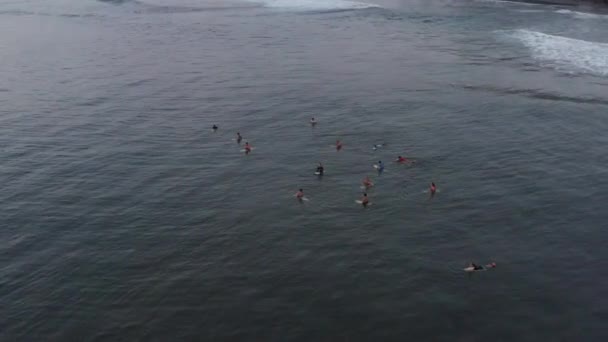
[372,143,385,151]
[376,160,384,173]
[244,142,252,155]
[430,182,437,196]
[212,124,218,132]
[362,176,373,188]
[316,162,324,175]
[466,262,496,272]
[310,117,317,126]
[396,156,408,163]
[336,140,342,151]
[236,132,242,144]
[295,188,304,200]
[361,193,369,207]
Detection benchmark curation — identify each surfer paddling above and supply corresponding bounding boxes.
[465,262,496,272]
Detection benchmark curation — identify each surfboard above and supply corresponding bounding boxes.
[240,147,255,153]
[355,200,371,206]
[464,265,492,272]
[314,172,322,175]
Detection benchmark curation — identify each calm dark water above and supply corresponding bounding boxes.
[1,0,608,340]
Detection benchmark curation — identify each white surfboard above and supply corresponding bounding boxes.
[355,200,371,206]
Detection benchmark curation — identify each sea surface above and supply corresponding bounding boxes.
[1,0,608,340]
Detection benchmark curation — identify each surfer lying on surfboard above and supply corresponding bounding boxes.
[464,262,496,272]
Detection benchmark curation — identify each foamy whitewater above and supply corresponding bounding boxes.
[247,0,378,11]
[504,29,608,76]
[555,9,608,20]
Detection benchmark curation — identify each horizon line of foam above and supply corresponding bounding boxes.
[245,0,380,11]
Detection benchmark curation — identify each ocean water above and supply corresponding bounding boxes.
[1,0,608,340]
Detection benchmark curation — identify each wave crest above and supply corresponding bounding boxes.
[503,29,608,76]
[247,0,379,11]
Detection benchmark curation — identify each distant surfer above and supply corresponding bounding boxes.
[465,262,496,272]
[316,162,324,175]
[295,188,304,200]
[236,132,242,144]
[336,140,342,151]
[396,156,408,163]
[376,160,384,173]
[430,182,437,196]
[372,143,385,151]
[310,117,317,126]
[360,193,369,207]
[244,142,252,155]
[212,124,218,132]
[362,176,373,188]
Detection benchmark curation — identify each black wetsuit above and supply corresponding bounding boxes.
[316,167,324,175]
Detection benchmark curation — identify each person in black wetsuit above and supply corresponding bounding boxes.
[470,263,484,271]
[316,162,324,175]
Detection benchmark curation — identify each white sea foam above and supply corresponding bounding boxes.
[555,9,608,20]
[505,29,608,76]
[476,0,537,6]
[248,0,378,11]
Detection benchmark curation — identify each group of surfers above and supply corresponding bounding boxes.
[215,121,493,273]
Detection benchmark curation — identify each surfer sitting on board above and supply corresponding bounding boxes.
[212,124,218,132]
[244,142,252,154]
[362,176,373,188]
[236,132,242,143]
[316,162,324,175]
[310,117,317,126]
[430,182,437,196]
[361,193,369,207]
[465,262,496,272]
[376,161,384,173]
[295,189,304,200]
[336,140,342,151]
